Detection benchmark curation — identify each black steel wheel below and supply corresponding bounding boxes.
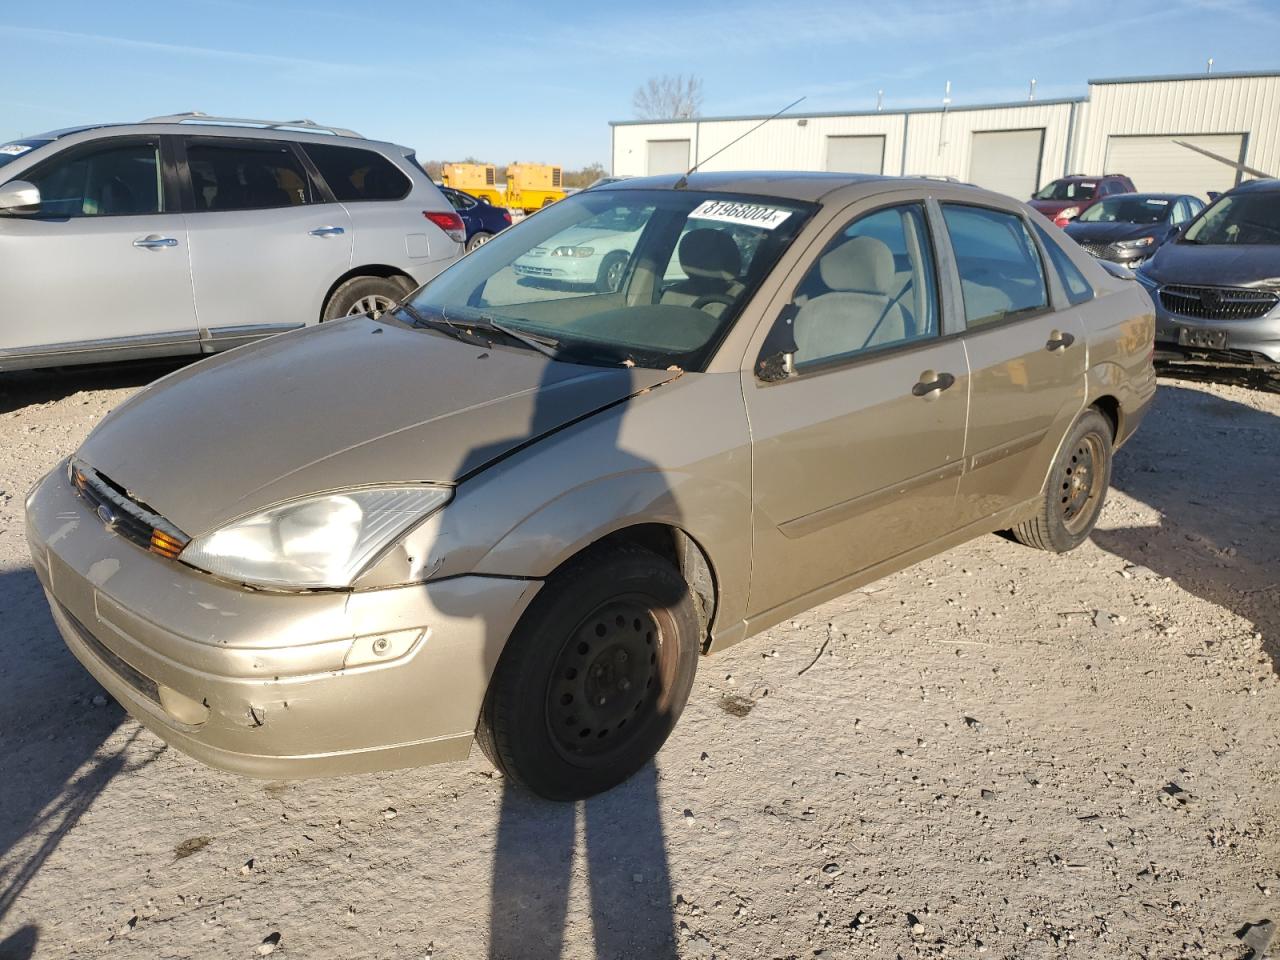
[1009,408,1114,553]
[477,544,699,800]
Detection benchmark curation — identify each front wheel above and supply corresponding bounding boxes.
[1009,408,1114,552]
[477,544,700,801]
[595,252,628,293]
[322,275,413,321]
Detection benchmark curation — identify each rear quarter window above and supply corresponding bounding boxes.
[1033,223,1094,306]
[305,144,411,202]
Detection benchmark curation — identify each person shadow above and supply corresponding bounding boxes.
[0,567,142,954]
[1090,380,1279,672]
[414,322,685,960]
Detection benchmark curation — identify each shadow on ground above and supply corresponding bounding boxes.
[1094,380,1279,671]
[0,567,156,941]
[0,358,194,415]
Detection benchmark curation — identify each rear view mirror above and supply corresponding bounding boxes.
[0,180,40,214]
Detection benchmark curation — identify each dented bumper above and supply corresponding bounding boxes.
[25,464,540,778]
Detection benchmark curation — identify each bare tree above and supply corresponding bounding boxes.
[633,74,704,120]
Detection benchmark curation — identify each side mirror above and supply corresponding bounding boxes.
[0,180,40,214]
[756,303,799,382]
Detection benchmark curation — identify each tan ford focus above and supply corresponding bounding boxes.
[26,173,1156,800]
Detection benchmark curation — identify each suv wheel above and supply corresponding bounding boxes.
[322,275,414,321]
[476,544,700,801]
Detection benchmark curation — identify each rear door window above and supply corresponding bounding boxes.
[304,143,411,202]
[1032,222,1094,306]
[941,204,1049,327]
[24,138,162,217]
[185,139,313,212]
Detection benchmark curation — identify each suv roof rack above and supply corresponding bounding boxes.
[142,112,363,139]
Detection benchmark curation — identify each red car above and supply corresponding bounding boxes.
[1030,174,1136,226]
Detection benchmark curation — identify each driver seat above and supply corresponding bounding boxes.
[661,229,744,316]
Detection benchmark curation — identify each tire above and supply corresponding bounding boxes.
[466,231,493,252]
[321,275,414,322]
[1009,408,1114,553]
[477,544,700,801]
[595,252,628,293]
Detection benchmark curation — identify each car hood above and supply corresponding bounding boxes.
[1139,240,1280,289]
[1065,221,1166,244]
[77,317,676,536]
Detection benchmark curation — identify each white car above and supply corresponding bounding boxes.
[513,200,769,294]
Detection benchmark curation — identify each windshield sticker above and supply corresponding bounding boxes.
[1144,198,1170,205]
[0,144,32,156]
[690,200,793,230]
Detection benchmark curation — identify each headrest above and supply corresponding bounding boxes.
[818,235,895,294]
[679,228,741,281]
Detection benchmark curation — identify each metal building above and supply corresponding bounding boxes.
[609,69,1280,199]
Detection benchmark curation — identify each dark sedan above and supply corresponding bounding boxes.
[1065,193,1204,268]
[1136,179,1280,370]
[440,185,513,252]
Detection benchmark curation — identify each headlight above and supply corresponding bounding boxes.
[180,486,451,589]
[551,246,595,258]
[1115,236,1155,248]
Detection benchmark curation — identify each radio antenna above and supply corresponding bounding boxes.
[674,96,806,189]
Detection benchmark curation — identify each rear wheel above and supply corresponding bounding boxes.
[466,231,493,252]
[1009,408,1114,552]
[477,544,699,801]
[322,275,414,321]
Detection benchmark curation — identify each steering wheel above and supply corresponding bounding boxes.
[691,293,736,312]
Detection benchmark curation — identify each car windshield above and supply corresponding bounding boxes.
[403,188,815,370]
[1077,196,1171,224]
[0,139,50,170]
[1182,190,1280,245]
[1034,179,1098,201]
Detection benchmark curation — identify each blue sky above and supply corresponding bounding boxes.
[2,0,1278,169]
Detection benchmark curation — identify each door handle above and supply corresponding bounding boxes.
[308,226,346,237]
[1046,330,1076,352]
[911,371,956,400]
[133,235,178,249]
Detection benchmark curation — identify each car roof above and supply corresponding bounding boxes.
[1229,177,1280,194]
[605,170,983,203]
[19,119,404,153]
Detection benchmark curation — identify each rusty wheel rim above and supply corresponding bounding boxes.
[1060,431,1105,535]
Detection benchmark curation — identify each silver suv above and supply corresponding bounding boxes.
[0,113,464,371]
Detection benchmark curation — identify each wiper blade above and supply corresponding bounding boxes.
[480,317,562,360]
[392,302,490,347]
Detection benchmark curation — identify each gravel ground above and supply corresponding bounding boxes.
[0,363,1276,960]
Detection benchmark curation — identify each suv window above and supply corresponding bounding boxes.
[942,204,1049,327]
[791,203,939,368]
[1033,223,1094,306]
[24,139,162,217]
[304,143,411,202]
[185,140,313,212]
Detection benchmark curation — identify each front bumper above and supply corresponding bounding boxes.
[25,464,541,778]
[1146,287,1280,367]
[512,257,598,284]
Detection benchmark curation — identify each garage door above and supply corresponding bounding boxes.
[1104,134,1245,196]
[647,139,691,175]
[968,129,1045,200]
[826,135,885,174]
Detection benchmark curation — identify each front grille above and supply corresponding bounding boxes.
[1159,284,1278,321]
[1079,242,1110,259]
[70,461,190,559]
[54,599,162,707]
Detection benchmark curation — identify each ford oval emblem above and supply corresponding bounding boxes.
[96,503,119,532]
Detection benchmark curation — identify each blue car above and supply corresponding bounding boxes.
[439,185,512,251]
[1063,193,1204,268]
